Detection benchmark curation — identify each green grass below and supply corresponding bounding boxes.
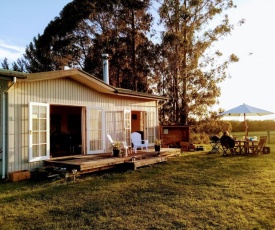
[1,147,275,229]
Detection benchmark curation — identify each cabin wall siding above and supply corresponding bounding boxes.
[0,89,3,174]
[0,80,9,176]
[5,78,158,173]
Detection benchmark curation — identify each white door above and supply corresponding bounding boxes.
[29,102,50,162]
[124,110,131,146]
[87,107,105,154]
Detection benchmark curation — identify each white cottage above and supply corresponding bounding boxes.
[0,68,166,178]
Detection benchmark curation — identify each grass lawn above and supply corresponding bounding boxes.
[0,146,275,229]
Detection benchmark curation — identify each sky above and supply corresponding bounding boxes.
[0,0,275,120]
[213,0,275,120]
[0,0,72,60]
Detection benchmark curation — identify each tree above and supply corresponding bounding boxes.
[1,57,26,72]
[81,0,154,91]
[12,59,26,72]
[23,0,154,92]
[157,0,243,125]
[1,58,9,69]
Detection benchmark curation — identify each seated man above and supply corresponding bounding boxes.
[220,131,236,153]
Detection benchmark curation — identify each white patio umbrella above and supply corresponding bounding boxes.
[218,103,274,138]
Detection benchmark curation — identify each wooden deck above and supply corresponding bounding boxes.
[44,148,181,174]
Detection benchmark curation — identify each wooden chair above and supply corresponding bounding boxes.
[220,138,236,156]
[248,138,266,155]
[260,136,268,145]
[131,132,148,153]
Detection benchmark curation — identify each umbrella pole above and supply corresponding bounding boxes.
[244,113,248,139]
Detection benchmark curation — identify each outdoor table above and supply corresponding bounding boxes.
[235,140,258,154]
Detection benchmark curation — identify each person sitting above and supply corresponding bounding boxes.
[220,131,236,154]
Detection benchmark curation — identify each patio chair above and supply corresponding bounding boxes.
[209,135,220,154]
[131,132,148,153]
[107,134,128,153]
[220,138,236,156]
[260,136,268,144]
[248,137,266,155]
[107,134,115,146]
[122,141,130,155]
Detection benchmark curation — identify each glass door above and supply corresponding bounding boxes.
[124,110,131,146]
[146,112,155,144]
[87,107,105,154]
[29,102,50,162]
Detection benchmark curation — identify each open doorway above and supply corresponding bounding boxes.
[131,111,146,140]
[50,105,83,157]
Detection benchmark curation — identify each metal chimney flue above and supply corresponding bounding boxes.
[102,54,109,84]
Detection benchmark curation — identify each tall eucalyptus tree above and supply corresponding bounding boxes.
[157,0,243,124]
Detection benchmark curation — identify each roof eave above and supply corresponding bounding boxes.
[115,89,168,101]
[0,69,27,79]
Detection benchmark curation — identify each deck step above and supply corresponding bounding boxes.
[125,156,167,170]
